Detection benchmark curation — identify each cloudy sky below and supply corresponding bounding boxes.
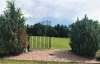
[0,0,100,26]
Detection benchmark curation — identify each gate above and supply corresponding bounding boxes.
[30,36,51,49]
[27,20,51,49]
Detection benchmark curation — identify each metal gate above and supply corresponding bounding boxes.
[28,20,51,49]
[30,36,51,49]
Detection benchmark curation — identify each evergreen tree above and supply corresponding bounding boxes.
[54,24,70,37]
[0,0,29,56]
[69,15,100,57]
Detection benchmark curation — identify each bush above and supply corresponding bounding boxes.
[0,0,29,56]
[69,15,100,57]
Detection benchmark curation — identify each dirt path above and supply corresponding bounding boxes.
[4,50,100,63]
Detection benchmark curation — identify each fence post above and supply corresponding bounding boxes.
[27,35,30,52]
[49,37,51,49]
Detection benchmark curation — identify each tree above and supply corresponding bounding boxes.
[33,23,45,36]
[27,23,70,37]
[69,15,100,57]
[44,25,54,37]
[0,0,29,56]
[53,24,70,37]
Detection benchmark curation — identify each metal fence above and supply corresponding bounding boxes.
[27,20,51,49]
[29,36,51,49]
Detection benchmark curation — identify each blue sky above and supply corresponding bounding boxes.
[0,0,100,26]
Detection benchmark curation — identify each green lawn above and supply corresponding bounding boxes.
[29,36,71,50]
[51,37,70,50]
[0,60,79,64]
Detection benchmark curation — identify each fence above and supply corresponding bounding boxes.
[27,20,51,49]
[29,36,51,49]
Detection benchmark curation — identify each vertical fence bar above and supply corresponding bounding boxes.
[40,36,41,48]
[37,36,39,48]
[45,36,46,48]
[46,36,48,49]
[41,36,43,48]
[32,36,34,49]
[31,36,32,49]
[39,36,41,48]
[35,36,37,48]
[32,36,35,48]
[43,36,45,48]
[30,36,32,49]
[48,36,49,49]
[49,37,51,49]
[38,36,40,48]
[36,36,37,48]
[29,36,31,49]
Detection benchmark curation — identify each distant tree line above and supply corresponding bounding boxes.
[26,23,70,38]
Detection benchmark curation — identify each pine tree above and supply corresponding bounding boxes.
[0,0,29,56]
[69,15,100,57]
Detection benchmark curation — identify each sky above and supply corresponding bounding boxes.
[0,0,100,26]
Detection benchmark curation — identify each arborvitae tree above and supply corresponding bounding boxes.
[0,0,29,56]
[69,15,100,57]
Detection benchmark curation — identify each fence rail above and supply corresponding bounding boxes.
[29,36,51,49]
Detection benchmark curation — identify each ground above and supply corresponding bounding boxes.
[3,50,100,63]
[1,37,100,64]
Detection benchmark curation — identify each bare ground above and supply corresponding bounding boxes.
[3,50,100,63]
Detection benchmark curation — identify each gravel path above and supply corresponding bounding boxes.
[4,50,100,63]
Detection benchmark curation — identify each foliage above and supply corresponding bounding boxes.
[27,23,70,38]
[27,23,45,36]
[0,0,29,56]
[69,15,100,57]
[53,24,70,37]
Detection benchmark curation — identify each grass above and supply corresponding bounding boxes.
[30,36,51,49]
[51,37,70,50]
[29,36,71,50]
[0,60,79,64]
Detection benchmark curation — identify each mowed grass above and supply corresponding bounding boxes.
[0,60,79,64]
[51,37,70,50]
[29,36,71,50]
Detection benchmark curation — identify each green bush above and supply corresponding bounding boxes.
[69,15,100,57]
[0,0,29,56]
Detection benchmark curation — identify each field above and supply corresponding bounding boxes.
[29,36,71,50]
[51,37,70,50]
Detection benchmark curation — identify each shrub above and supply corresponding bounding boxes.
[69,15,100,57]
[0,0,29,56]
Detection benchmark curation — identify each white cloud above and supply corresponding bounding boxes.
[0,0,100,25]
[0,0,6,14]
